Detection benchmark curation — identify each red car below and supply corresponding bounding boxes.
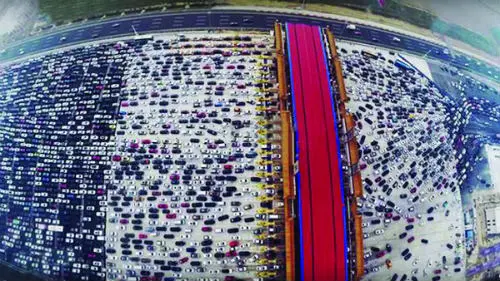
[375,250,386,258]
[407,236,415,243]
[201,226,212,232]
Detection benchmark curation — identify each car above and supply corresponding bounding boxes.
[386,244,392,253]
[346,24,356,30]
[375,250,386,258]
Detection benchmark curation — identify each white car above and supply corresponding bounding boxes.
[346,24,356,30]
[374,229,384,235]
[392,36,401,43]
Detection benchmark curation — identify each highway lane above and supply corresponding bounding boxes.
[0,9,499,83]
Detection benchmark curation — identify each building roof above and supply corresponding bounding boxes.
[485,206,500,235]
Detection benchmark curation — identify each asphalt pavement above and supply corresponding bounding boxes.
[0,9,498,84]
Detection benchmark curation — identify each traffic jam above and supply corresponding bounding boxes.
[105,32,286,281]
[338,44,466,281]
[0,31,286,281]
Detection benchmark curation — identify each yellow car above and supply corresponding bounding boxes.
[257,150,272,156]
[256,184,277,190]
[257,271,277,278]
[258,259,278,265]
[257,138,269,145]
[257,120,268,126]
[257,160,272,165]
[257,208,276,215]
[257,258,269,265]
[257,97,273,102]
[257,221,275,227]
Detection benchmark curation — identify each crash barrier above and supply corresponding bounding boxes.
[275,22,296,281]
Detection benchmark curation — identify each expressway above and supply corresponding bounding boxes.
[0,9,499,83]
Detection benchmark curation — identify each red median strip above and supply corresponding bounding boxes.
[287,23,346,281]
[287,23,314,281]
[311,25,347,280]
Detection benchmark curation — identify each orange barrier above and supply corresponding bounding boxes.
[277,54,288,107]
[353,214,365,280]
[345,113,355,131]
[326,30,349,104]
[275,22,282,55]
[281,111,296,281]
[352,173,363,198]
[345,114,360,166]
[275,23,288,108]
[349,139,359,166]
[276,22,296,281]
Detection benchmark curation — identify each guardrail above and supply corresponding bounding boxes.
[275,22,296,281]
[325,28,365,281]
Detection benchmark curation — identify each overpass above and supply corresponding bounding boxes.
[286,23,348,281]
